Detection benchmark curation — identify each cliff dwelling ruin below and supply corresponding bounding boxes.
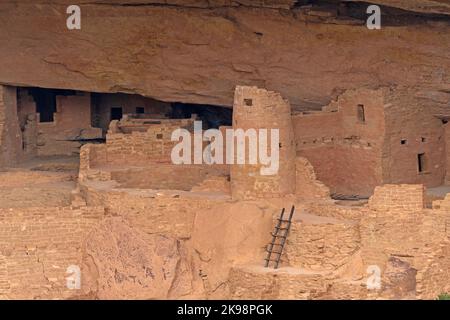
[1,0,450,301]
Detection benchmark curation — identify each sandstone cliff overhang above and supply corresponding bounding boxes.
[0,0,449,110]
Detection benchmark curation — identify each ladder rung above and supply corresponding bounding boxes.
[264,205,295,269]
[264,258,284,262]
[271,232,287,238]
[266,245,282,251]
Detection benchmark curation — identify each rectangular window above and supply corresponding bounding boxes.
[244,98,253,106]
[136,107,145,114]
[357,104,365,123]
[110,107,123,121]
[418,153,426,173]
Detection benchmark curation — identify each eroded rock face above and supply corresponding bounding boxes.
[80,217,193,299]
[0,2,449,110]
[381,256,417,299]
[190,201,274,298]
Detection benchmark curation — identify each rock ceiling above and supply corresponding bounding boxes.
[0,0,449,110]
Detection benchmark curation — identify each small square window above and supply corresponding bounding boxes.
[401,139,407,145]
[421,137,426,142]
[156,133,163,139]
[136,107,145,114]
[244,98,253,106]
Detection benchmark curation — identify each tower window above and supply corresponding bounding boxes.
[357,104,365,123]
[418,153,427,173]
[244,98,253,106]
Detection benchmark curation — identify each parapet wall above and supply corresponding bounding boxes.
[368,184,425,212]
[106,116,197,165]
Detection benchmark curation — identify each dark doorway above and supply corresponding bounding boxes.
[111,107,123,121]
[170,102,232,129]
[28,87,77,123]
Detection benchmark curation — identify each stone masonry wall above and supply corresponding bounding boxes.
[293,88,386,196]
[360,184,450,299]
[79,143,228,191]
[110,165,228,191]
[106,117,197,165]
[382,88,446,188]
[284,219,360,271]
[0,206,104,299]
[416,242,450,299]
[295,157,330,200]
[93,93,172,132]
[16,90,103,157]
[228,266,328,300]
[368,184,425,212]
[231,86,296,200]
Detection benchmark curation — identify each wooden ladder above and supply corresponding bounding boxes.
[264,205,295,269]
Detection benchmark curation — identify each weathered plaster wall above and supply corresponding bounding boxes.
[382,89,447,187]
[293,88,385,196]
